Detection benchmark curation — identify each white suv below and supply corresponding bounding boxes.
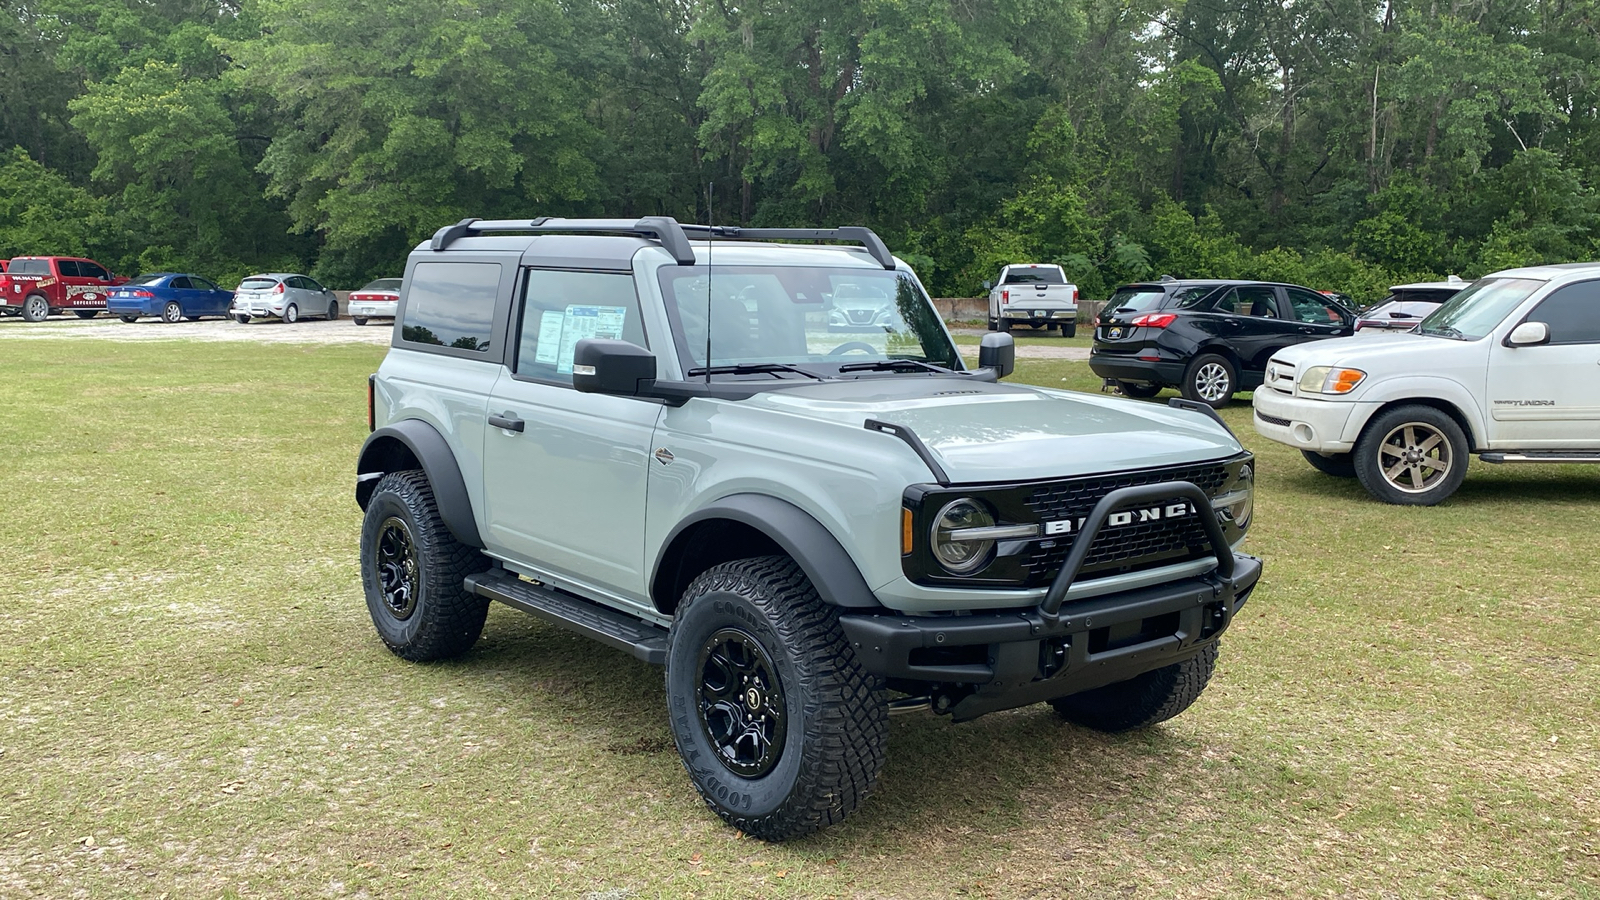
[1253,263,1600,505]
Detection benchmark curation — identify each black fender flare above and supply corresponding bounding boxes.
[356,420,483,548]
[652,494,882,610]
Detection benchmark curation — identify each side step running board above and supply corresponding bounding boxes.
[1480,451,1600,464]
[465,568,668,665]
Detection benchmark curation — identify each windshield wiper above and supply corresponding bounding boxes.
[1421,324,1465,339]
[685,362,825,380]
[836,359,956,374]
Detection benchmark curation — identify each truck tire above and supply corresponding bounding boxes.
[1352,405,1469,505]
[665,556,886,842]
[74,310,97,319]
[999,318,1012,333]
[1050,642,1219,732]
[1061,322,1077,338]
[21,294,49,322]
[360,470,491,661]
[1182,353,1236,408]
[1301,449,1356,478]
[162,301,183,323]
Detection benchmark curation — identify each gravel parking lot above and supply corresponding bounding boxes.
[0,314,393,345]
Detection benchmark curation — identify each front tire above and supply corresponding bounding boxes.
[665,556,887,841]
[119,315,139,324]
[1182,353,1236,408]
[1051,642,1219,732]
[21,294,49,322]
[1353,405,1469,505]
[1301,449,1357,478]
[161,301,182,324]
[360,471,491,661]
[326,300,338,320]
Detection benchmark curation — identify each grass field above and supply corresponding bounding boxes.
[1,337,1596,899]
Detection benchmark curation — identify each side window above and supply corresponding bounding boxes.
[515,269,646,383]
[286,276,309,290]
[1285,287,1341,325]
[1172,286,1216,308]
[1238,285,1278,318]
[1528,280,1600,344]
[56,260,82,278]
[80,261,109,280]
[1211,289,1237,314]
[170,276,193,290]
[192,277,218,292]
[303,277,327,292]
[401,261,500,352]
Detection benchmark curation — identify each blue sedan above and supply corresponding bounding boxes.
[106,273,235,323]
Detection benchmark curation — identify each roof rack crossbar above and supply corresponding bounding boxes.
[681,225,896,269]
[428,216,697,264]
[426,217,896,269]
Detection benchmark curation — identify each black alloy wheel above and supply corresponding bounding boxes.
[374,516,420,621]
[696,628,788,778]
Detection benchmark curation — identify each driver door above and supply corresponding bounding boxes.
[1485,280,1600,447]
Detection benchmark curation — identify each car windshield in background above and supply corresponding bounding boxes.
[1417,278,1543,340]
[238,278,279,291]
[128,274,167,286]
[361,278,402,292]
[658,266,959,374]
[1104,287,1167,313]
[1002,267,1066,284]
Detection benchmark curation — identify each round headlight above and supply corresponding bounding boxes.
[930,499,996,575]
[1229,464,1254,529]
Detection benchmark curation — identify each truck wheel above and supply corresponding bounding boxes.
[21,294,49,322]
[360,470,491,661]
[161,301,183,323]
[73,310,97,319]
[1051,642,1218,732]
[998,319,1012,333]
[283,303,299,323]
[1182,353,1235,408]
[1116,381,1162,399]
[1353,405,1468,505]
[665,556,886,841]
[1301,449,1356,478]
[1062,322,1077,338]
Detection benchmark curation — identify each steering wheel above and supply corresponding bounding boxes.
[827,341,878,357]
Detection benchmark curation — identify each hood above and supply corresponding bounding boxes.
[1269,332,1484,370]
[753,377,1242,483]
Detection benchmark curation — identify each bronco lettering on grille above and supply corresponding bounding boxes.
[1042,501,1193,535]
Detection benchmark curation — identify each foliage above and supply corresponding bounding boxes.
[4,0,1600,289]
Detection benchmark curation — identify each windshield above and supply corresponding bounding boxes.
[1417,278,1543,340]
[658,265,960,374]
[1003,266,1066,285]
[360,278,402,292]
[238,278,279,291]
[128,274,167,286]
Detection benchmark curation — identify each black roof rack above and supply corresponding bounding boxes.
[427,217,896,269]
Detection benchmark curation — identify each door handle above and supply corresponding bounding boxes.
[488,413,524,433]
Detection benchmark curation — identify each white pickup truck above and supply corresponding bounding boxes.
[986,264,1079,337]
[1252,262,1600,505]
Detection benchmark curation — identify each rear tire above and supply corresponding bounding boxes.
[353,317,369,326]
[665,556,887,841]
[1182,353,1236,408]
[326,300,338,320]
[21,294,49,322]
[1301,449,1357,478]
[360,471,491,661]
[283,303,299,323]
[999,319,1012,333]
[1051,642,1219,732]
[161,301,182,324]
[234,314,251,324]
[1062,322,1077,338]
[119,315,139,324]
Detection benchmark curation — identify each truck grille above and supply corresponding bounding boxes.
[1020,462,1231,583]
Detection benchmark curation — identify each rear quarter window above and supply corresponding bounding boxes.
[401,262,502,353]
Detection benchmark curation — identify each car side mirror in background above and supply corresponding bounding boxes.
[573,338,658,397]
[978,332,1015,379]
[1506,321,1550,346]
[982,280,992,291]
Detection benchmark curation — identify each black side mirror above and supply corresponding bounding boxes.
[978,332,1015,379]
[573,338,657,396]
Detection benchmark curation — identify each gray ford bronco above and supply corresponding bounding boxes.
[355,217,1261,840]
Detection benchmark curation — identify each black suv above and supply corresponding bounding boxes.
[1089,279,1356,407]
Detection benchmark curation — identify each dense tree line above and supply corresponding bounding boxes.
[2,0,1597,301]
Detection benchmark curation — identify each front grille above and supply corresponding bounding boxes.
[1255,410,1291,427]
[1021,462,1230,582]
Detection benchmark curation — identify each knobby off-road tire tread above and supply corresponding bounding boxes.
[1050,641,1219,733]
[671,556,887,841]
[363,470,490,662]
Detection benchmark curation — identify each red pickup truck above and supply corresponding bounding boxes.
[0,256,128,321]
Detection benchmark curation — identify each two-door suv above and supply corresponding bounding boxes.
[1090,279,1356,407]
[1254,263,1600,504]
[355,217,1262,839]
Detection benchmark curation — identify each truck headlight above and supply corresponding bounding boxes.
[931,499,996,574]
[1212,463,1254,531]
[1298,366,1366,395]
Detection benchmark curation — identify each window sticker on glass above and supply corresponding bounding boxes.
[534,310,565,365]
[550,305,627,374]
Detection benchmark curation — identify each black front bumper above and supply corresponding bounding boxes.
[839,553,1259,721]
